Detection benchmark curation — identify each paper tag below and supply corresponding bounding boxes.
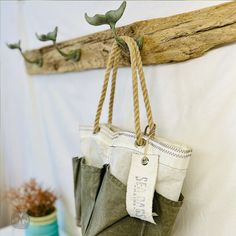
[126,153,159,224]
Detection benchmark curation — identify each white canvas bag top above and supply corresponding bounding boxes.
[79,36,192,202]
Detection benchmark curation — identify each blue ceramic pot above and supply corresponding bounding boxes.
[25,210,59,236]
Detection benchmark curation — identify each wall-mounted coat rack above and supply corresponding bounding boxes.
[21,2,236,75]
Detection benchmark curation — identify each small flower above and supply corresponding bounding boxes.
[5,179,57,217]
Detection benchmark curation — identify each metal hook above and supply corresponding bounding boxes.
[85,1,143,52]
[141,124,157,165]
[144,124,156,137]
[36,27,81,62]
[6,40,43,67]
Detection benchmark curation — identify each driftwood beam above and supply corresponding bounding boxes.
[25,2,236,75]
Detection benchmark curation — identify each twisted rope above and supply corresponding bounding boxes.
[125,37,143,145]
[130,37,156,136]
[93,43,119,133]
[108,47,120,125]
[93,36,156,145]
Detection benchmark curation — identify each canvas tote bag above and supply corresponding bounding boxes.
[73,36,192,236]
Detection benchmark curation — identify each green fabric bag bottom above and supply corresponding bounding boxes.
[73,157,184,236]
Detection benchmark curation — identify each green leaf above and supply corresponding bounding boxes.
[85,13,107,26]
[47,27,58,41]
[36,27,58,42]
[6,40,21,50]
[105,1,126,25]
[85,1,126,27]
[71,49,81,62]
[135,36,144,50]
[34,58,43,67]
[65,49,81,62]
[35,33,48,41]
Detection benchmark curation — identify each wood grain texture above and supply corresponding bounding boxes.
[25,2,236,75]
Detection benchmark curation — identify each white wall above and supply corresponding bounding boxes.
[1,1,236,236]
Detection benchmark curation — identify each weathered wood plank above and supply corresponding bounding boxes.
[25,2,236,75]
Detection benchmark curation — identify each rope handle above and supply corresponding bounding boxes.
[93,43,120,132]
[93,36,156,146]
[108,36,156,136]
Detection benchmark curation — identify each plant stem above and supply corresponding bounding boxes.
[53,41,68,57]
[110,24,127,50]
[19,49,36,64]
[18,48,42,66]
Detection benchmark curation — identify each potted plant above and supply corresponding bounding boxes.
[6,179,58,236]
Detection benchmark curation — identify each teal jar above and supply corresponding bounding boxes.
[25,210,59,236]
